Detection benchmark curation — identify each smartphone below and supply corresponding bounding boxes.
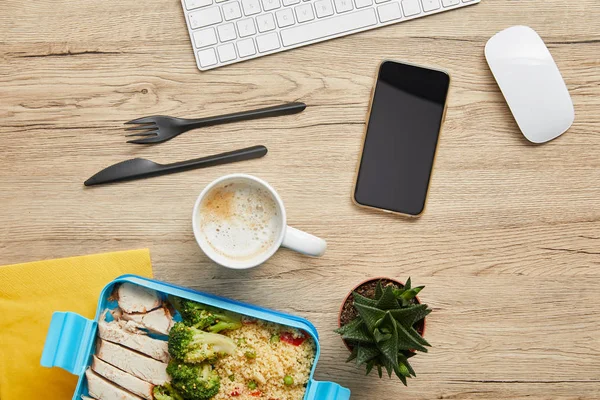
[353,61,450,217]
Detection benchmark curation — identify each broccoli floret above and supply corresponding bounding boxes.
[153,383,184,400]
[170,297,242,333]
[167,361,220,400]
[169,322,236,363]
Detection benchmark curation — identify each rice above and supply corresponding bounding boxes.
[214,319,315,400]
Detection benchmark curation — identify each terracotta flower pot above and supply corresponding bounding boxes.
[337,277,426,352]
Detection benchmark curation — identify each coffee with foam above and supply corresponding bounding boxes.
[197,180,282,261]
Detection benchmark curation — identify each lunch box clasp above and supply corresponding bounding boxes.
[306,380,351,400]
[41,311,96,376]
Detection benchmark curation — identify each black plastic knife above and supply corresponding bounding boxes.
[84,145,267,186]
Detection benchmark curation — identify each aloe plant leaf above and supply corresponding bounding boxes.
[384,362,393,377]
[408,326,431,347]
[376,285,400,310]
[376,314,399,367]
[352,291,378,307]
[356,345,381,365]
[365,359,375,375]
[398,353,416,377]
[377,365,383,378]
[395,320,428,352]
[346,346,358,362]
[405,278,411,291]
[375,280,384,299]
[341,321,373,343]
[400,287,424,304]
[373,328,392,343]
[380,354,395,378]
[334,317,362,335]
[354,303,386,332]
[389,304,431,328]
[396,373,408,386]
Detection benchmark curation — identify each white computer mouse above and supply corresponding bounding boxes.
[485,25,574,144]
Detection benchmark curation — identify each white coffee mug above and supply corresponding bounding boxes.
[192,174,327,269]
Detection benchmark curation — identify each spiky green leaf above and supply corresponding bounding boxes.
[397,373,407,386]
[398,353,416,377]
[377,365,383,378]
[352,291,379,307]
[405,278,411,291]
[408,326,430,347]
[400,287,424,304]
[356,345,381,365]
[375,281,384,299]
[376,314,399,367]
[389,304,431,328]
[373,328,392,343]
[395,320,428,352]
[341,321,373,344]
[365,359,375,375]
[376,285,400,310]
[380,355,394,378]
[354,303,386,333]
[346,346,358,362]
[334,317,362,335]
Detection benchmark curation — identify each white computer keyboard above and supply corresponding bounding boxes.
[181,0,480,71]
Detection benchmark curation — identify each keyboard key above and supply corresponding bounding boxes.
[262,0,281,11]
[237,38,257,56]
[375,0,389,4]
[198,48,218,67]
[193,28,218,48]
[256,13,276,31]
[401,0,421,16]
[185,0,213,10]
[223,1,243,19]
[218,23,237,41]
[217,43,237,61]
[276,8,295,27]
[421,0,440,11]
[315,0,334,18]
[237,18,257,36]
[354,0,373,8]
[377,2,401,22]
[334,0,353,13]
[257,32,281,52]
[442,0,459,5]
[242,0,262,15]
[216,0,228,3]
[189,7,223,28]
[283,0,301,5]
[295,4,315,22]
[281,8,377,46]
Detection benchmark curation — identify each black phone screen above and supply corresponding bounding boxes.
[354,61,450,216]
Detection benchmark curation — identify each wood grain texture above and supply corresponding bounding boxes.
[1,0,599,398]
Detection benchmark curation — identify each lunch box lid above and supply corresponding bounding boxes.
[41,274,351,400]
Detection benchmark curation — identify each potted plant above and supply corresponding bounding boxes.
[335,277,431,386]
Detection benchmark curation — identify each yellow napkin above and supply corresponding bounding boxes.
[0,249,153,400]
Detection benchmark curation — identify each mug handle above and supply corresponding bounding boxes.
[282,226,327,257]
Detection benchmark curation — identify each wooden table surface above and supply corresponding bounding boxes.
[1,0,599,398]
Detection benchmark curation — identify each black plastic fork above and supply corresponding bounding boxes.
[125,102,306,144]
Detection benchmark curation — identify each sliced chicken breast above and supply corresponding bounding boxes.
[122,307,174,335]
[97,319,169,362]
[96,339,170,386]
[85,369,143,400]
[92,356,154,400]
[117,283,162,313]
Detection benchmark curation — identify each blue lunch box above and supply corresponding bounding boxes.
[41,274,351,400]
